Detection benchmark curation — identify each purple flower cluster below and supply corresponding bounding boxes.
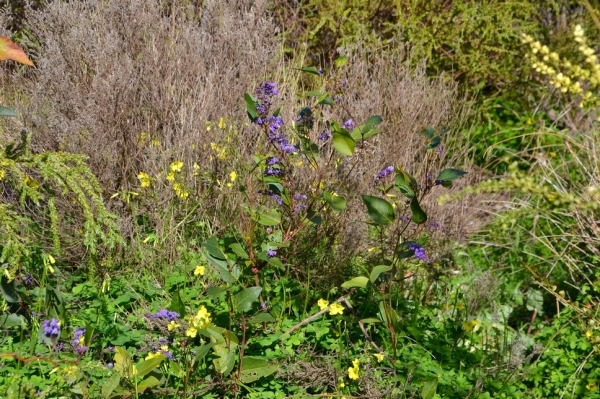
[42,318,60,338]
[427,221,441,229]
[333,95,343,103]
[318,130,332,142]
[293,193,308,216]
[23,273,34,287]
[376,166,394,181]
[148,337,174,359]
[267,249,277,257]
[343,119,355,131]
[406,243,428,261]
[149,309,180,320]
[259,189,283,205]
[399,215,410,223]
[72,327,88,355]
[255,82,279,115]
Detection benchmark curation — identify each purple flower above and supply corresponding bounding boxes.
[267,157,279,165]
[107,362,114,368]
[427,221,441,229]
[318,68,323,75]
[437,146,443,154]
[340,79,347,85]
[434,179,443,185]
[318,130,332,142]
[293,193,308,216]
[37,391,41,396]
[267,249,277,257]
[399,215,410,223]
[108,346,114,352]
[56,342,64,351]
[149,309,180,320]
[333,95,343,103]
[42,318,60,338]
[376,166,394,180]
[406,243,428,261]
[265,167,283,177]
[266,227,272,233]
[72,327,88,355]
[256,82,279,101]
[261,302,267,310]
[343,119,355,131]
[23,273,34,287]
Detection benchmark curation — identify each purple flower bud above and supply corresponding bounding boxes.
[406,243,428,261]
[343,119,355,131]
[267,249,277,257]
[107,362,114,368]
[41,318,60,338]
[318,130,332,141]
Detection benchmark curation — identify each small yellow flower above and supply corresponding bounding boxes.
[318,298,329,311]
[587,382,598,391]
[186,327,198,338]
[48,255,56,264]
[374,353,384,362]
[348,359,360,380]
[194,265,206,276]
[337,381,345,388]
[151,138,161,147]
[137,172,151,187]
[329,303,344,315]
[0,169,4,181]
[170,161,184,173]
[167,321,180,331]
[462,320,480,332]
[586,330,593,338]
[229,171,238,182]
[173,182,189,199]
[145,351,161,360]
[166,171,175,182]
[219,117,226,129]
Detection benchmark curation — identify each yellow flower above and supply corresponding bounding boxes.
[167,321,180,331]
[586,330,593,338]
[170,161,184,173]
[189,305,213,330]
[374,353,384,363]
[186,327,198,338]
[329,303,344,315]
[219,117,226,129]
[151,138,161,147]
[587,382,598,391]
[145,351,161,360]
[462,320,480,332]
[318,298,329,311]
[348,359,360,380]
[173,182,189,199]
[166,171,175,181]
[194,265,206,276]
[229,171,238,181]
[337,381,345,388]
[137,172,151,187]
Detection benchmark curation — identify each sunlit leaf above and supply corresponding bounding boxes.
[370,265,392,284]
[332,130,355,156]
[410,197,427,224]
[234,287,262,312]
[362,195,395,225]
[240,356,278,383]
[323,191,346,212]
[436,168,467,182]
[341,276,369,288]
[0,36,33,66]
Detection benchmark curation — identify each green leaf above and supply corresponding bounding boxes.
[423,126,436,139]
[244,93,259,121]
[135,355,165,378]
[421,378,438,399]
[296,66,320,75]
[229,243,249,259]
[234,287,262,312]
[213,351,236,375]
[0,106,18,117]
[202,236,227,260]
[194,342,216,362]
[395,170,416,199]
[362,195,395,225]
[410,197,427,224]
[240,356,278,383]
[137,376,160,393]
[361,128,381,140]
[436,168,467,182]
[370,265,392,284]
[360,318,381,324]
[248,313,277,324]
[364,115,383,129]
[169,360,184,378]
[169,290,186,318]
[332,130,356,156]
[341,276,369,288]
[334,56,348,67]
[0,313,24,328]
[427,135,441,149]
[318,97,336,105]
[306,91,323,97]
[323,191,346,212]
[258,209,281,226]
[0,278,19,303]
[102,373,120,398]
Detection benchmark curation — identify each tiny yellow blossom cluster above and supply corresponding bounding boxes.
[347,359,360,380]
[317,298,344,315]
[185,305,213,338]
[137,160,189,199]
[522,25,600,109]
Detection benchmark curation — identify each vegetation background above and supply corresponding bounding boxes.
[1,0,600,398]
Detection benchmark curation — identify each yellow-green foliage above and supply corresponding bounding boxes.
[0,132,123,275]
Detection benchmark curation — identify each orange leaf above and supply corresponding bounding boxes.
[0,36,34,66]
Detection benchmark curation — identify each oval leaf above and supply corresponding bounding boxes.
[234,287,262,312]
[258,209,281,226]
[362,195,395,225]
[135,355,165,378]
[137,376,161,393]
[323,191,347,212]
[0,106,18,117]
[332,131,356,156]
[102,373,121,398]
[410,197,427,224]
[0,36,33,66]
[421,378,438,399]
[370,265,392,284]
[240,356,278,383]
[436,168,467,182]
[341,276,369,288]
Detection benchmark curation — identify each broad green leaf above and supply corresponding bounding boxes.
[169,360,184,378]
[360,318,382,324]
[296,66,320,75]
[427,135,441,149]
[0,36,33,65]
[213,351,236,375]
[169,290,186,317]
[421,378,438,399]
[248,313,277,324]
[135,355,165,378]
[362,128,381,140]
[341,276,369,288]
[370,265,392,284]
[240,356,278,383]
[436,168,467,182]
[194,342,216,362]
[267,256,284,270]
[202,236,227,260]
[244,93,258,121]
[395,170,416,199]
[0,313,23,328]
[114,347,133,376]
[318,97,335,105]
[258,209,281,226]
[137,376,160,393]
[332,131,355,156]
[234,287,262,312]
[423,126,436,139]
[229,243,249,259]
[0,278,19,302]
[102,373,120,398]
[334,56,348,67]
[306,210,322,225]
[364,115,383,129]
[410,197,427,224]
[0,106,17,117]
[362,195,395,225]
[306,91,323,97]
[323,191,346,212]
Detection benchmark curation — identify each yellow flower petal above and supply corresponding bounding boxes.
[194,265,206,276]
[329,303,344,315]
[318,298,329,311]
